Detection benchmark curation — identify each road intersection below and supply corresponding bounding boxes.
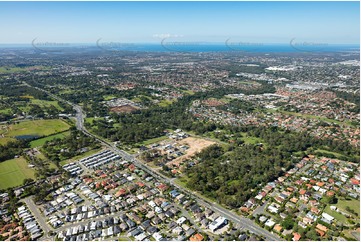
[24,81,282,241]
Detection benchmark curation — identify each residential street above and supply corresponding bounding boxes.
[24,81,282,241]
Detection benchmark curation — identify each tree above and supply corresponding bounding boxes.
[23,178,34,185]
[281,216,294,230]
[306,230,319,241]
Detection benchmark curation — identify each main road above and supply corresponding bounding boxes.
[25,81,281,241]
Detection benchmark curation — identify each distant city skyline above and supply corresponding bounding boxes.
[0,1,359,45]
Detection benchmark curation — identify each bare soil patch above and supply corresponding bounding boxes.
[167,137,215,167]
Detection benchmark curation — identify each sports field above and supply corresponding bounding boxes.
[0,157,35,189]
[0,119,70,145]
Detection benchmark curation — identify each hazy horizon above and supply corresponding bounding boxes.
[0,1,359,45]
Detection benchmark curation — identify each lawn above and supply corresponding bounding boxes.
[182,90,195,95]
[0,157,35,189]
[59,147,103,166]
[315,149,352,160]
[0,66,49,74]
[30,99,63,111]
[0,66,25,74]
[324,197,360,225]
[174,176,190,188]
[137,136,168,146]
[324,206,349,224]
[85,117,103,126]
[103,95,118,101]
[0,119,70,140]
[0,108,12,114]
[30,131,70,148]
[240,132,264,145]
[337,197,360,217]
[158,99,175,107]
[174,176,217,204]
[276,110,355,127]
[0,137,16,145]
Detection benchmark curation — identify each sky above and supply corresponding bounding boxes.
[0,1,359,45]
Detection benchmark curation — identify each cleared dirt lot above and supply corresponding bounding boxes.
[110,104,140,113]
[167,137,215,167]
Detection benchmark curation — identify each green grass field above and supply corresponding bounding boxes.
[103,95,118,101]
[182,90,195,95]
[0,66,49,74]
[337,197,360,216]
[0,119,70,140]
[30,131,70,148]
[0,137,16,145]
[30,99,63,110]
[138,136,168,146]
[0,67,25,74]
[158,99,175,107]
[0,157,35,189]
[272,109,355,127]
[0,108,12,114]
[324,197,360,225]
[59,147,103,166]
[315,149,343,156]
[85,117,103,125]
[324,206,349,224]
[240,132,264,145]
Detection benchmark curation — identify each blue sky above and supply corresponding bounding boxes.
[0,1,359,44]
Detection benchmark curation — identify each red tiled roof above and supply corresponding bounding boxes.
[115,188,127,197]
[299,189,306,195]
[157,183,169,191]
[316,229,325,237]
[129,164,136,171]
[190,233,204,241]
[350,178,360,185]
[293,232,301,241]
[326,191,335,197]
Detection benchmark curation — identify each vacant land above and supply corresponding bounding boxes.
[0,66,48,74]
[59,147,104,166]
[110,105,140,113]
[0,108,12,114]
[337,197,360,216]
[324,197,360,225]
[0,137,16,145]
[166,137,215,167]
[103,95,118,101]
[139,136,169,147]
[240,132,264,145]
[30,99,63,110]
[0,66,24,74]
[30,131,70,148]
[158,99,174,107]
[0,157,35,189]
[0,119,70,144]
[268,109,355,127]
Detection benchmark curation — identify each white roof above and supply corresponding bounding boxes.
[176,216,187,225]
[313,186,320,191]
[265,219,276,227]
[268,206,279,213]
[209,216,227,231]
[152,232,163,241]
[322,212,334,221]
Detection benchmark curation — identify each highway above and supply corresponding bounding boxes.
[25,81,282,241]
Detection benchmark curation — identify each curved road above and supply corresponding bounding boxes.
[24,81,281,241]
